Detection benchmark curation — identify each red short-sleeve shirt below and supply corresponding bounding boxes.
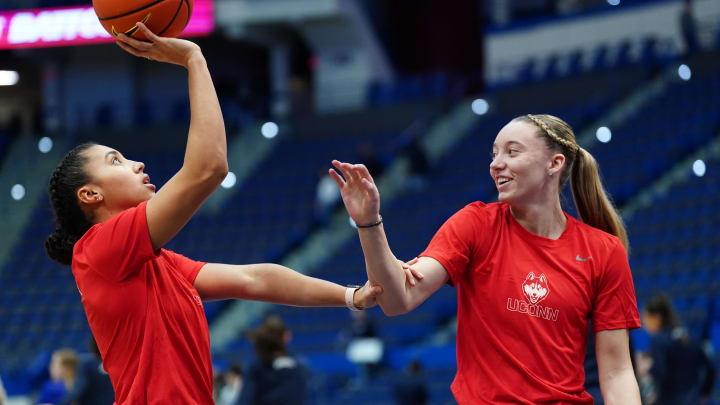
[420,202,640,404]
[72,201,212,405]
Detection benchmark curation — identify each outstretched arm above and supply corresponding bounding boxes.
[596,329,641,405]
[116,24,228,250]
[193,263,381,308]
[329,161,449,316]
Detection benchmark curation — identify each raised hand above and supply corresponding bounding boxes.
[329,160,380,226]
[114,22,202,68]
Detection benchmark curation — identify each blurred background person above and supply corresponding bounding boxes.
[642,294,715,405]
[238,316,308,405]
[338,309,384,388]
[680,0,699,58]
[59,338,114,405]
[392,360,428,405]
[35,349,77,405]
[217,363,243,405]
[313,167,342,227]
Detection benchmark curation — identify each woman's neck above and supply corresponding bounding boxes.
[509,198,567,240]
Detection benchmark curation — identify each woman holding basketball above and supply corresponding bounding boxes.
[44,25,417,404]
[330,114,642,404]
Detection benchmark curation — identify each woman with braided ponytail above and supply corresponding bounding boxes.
[44,24,422,405]
[331,114,641,404]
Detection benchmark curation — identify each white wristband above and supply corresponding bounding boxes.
[345,286,361,311]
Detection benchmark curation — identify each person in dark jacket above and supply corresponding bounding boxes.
[393,360,428,405]
[237,316,307,405]
[643,294,715,405]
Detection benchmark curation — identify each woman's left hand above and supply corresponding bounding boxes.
[353,280,383,309]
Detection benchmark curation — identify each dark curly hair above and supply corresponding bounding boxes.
[45,142,97,265]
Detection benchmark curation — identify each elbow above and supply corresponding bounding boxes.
[185,155,228,186]
[379,300,413,317]
[381,308,408,317]
[212,161,229,181]
[207,147,229,181]
[200,161,228,186]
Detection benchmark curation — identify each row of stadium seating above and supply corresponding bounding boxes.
[1,41,718,402]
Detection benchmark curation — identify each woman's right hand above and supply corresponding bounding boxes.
[329,160,381,226]
[400,257,424,286]
[114,22,202,68]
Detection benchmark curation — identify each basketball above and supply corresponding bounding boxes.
[92,0,194,40]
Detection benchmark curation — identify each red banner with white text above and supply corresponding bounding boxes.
[0,0,214,49]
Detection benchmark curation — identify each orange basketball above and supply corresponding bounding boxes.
[93,0,193,40]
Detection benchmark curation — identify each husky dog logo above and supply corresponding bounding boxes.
[522,272,549,304]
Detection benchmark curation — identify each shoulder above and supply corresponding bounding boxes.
[570,216,624,253]
[75,202,148,249]
[454,201,505,223]
[71,201,156,279]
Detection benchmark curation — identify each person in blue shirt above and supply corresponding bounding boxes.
[59,338,114,405]
[36,349,77,405]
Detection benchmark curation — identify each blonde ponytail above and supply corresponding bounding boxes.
[571,147,629,252]
[517,114,629,252]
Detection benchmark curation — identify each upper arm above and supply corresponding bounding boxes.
[401,256,449,313]
[592,241,641,332]
[596,329,641,404]
[192,263,255,301]
[146,166,227,250]
[418,204,489,287]
[595,329,633,377]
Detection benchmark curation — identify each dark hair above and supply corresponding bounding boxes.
[45,142,97,266]
[249,315,288,364]
[645,294,680,330]
[228,363,243,377]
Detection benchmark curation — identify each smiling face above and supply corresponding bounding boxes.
[490,120,564,206]
[78,144,155,220]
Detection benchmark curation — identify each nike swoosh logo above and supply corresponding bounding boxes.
[576,255,592,262]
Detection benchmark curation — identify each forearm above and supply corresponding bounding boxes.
[358,225,412,315]
[600,367,641,405]
[184,54,227,175]
[244,264,347,307]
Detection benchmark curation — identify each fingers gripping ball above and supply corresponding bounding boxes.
[93,0,194,40]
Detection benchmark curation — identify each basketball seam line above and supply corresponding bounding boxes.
[157,0,184,36]
[182,0,192,26]
[97,0,165,21]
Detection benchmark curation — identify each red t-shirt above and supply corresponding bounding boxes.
[72,201,213,404]
[420,202,640,405]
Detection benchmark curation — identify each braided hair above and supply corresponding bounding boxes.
[516,114,629,252]
[523,114,579,187]
[45,143,97,265]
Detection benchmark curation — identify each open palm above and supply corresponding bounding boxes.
[114,22,201,67]
[329,160,380,225]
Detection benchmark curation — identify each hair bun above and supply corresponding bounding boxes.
[44,229,77,266]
